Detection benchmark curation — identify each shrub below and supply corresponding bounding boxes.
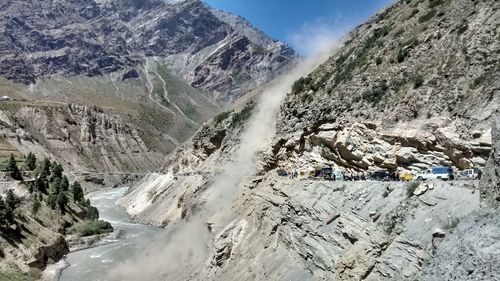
[397,48,409,63]
[407,8,419,19]
[443,217,460,230]
[457,23,468,35]
[413,74,425,89]
[428,0,444,9]
[69,220,113,237]
[406,182,419,197]
[362,81,389,104]
[418,9,437,23]
[213,111,232,125]
[375,57,383,65]
[86,205,99,220]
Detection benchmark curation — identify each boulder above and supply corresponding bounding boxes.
[396,147,419,164]
[414,183,429,196]
[432,228,446,238]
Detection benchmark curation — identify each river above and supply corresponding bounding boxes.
[59,187,161,281]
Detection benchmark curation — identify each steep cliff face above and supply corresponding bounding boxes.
[0,0,298,103]
[118,0,499,280]
[0,102,164,173]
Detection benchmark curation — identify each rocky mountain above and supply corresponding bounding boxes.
[0,0,298,104]
[117,0,499,280]
[0,0,298,174]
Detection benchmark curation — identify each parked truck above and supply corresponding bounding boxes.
[455,168,481,180]
[415,166,454,181]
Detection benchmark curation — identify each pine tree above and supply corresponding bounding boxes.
[0,196,6,225]
[51,177,62,194]
[7,154,22,180]
[47,185,58,210]
[56,192,68,213]
[61,176,69,191]
[47,193,56,210]
[50,162,63,181]
[24,152,37,171]
[71,181,84,203]
[36,158,51,180]
[5,189,17,210]
[32,195,41,216]
[35,177,48,194]
[3,190,16,224]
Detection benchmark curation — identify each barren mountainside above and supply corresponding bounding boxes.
[0,0,298,103]
[119,0,500,280]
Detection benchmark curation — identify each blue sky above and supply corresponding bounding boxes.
[204,0,392,56]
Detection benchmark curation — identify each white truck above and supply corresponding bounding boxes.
[455,168,481,180]
[415,166,453,181]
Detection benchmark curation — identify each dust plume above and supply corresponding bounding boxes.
[108,36,341,281]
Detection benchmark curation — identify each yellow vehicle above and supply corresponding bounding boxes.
[399,171,415,181]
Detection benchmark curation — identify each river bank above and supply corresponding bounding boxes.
[56,187,161,281]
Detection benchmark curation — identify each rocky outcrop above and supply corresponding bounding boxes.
[480,116,500,207]
[0,0,298,103]
[274,119,491,174]
[27,236,69,269]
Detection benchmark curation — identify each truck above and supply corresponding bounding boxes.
[455,168,481,180]
[415,166,454,181]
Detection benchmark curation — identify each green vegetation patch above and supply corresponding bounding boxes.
[418,9,437,23]
[332,26,390,88]
[230,101,255,128]
[213,110,233,125]
[69,220,113,237]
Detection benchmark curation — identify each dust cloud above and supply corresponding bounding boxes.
[108,38,341,281]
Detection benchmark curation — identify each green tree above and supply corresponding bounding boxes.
[7,154,22,180]
[56,192,68,213]
[5,189,17,210]
[0,196,6,225]
[86,205,99,220]
[51,177,62,194]
[36,158,51,180]
[24,152,37,171]
[47,185,59,210]
[3,190,16,224]
[32,195,41,216]
[50,162,63,182]
[35,177,48,194]
[71,181,84,203]
[61,176,69,191]
[47,193,56,210]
